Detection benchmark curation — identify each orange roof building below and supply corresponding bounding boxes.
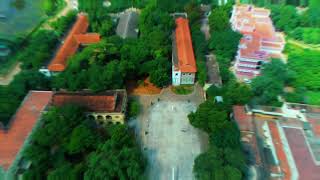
[51,90,128,124]
[47,13,100,72]
[230,5,285,80]
[0,91,52,178]
[172,17,197,86]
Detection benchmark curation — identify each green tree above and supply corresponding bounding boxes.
[66,124,98,154]
[209,7,229,32]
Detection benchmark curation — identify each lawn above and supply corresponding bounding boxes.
[171,85,194,95]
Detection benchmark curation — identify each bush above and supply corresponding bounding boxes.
[128,99,140,118]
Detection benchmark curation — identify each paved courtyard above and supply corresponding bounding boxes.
[130,86,208,180]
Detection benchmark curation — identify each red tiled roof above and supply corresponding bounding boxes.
[233,106,254,132]
[0,91,53,170]
[308,118,320,138]
[268,121,291,180]
[52,93,116,112]
[175,18,197,73]
[48,14,100,72]
[74,33,101,44]
[284,128,320,180]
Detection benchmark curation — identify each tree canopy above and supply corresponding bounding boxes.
[22,105,145,179]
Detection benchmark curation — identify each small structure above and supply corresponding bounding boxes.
[0,91,53,179]
[172,17,197,86]
[214,96,223,103]
[116,11,139,39]
[39,13,100,76]
[51,90,127,124]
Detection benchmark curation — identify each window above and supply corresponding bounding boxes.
[175,73,178,76]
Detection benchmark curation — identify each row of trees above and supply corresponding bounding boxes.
[22,105,145,179]
[191,3,251,179]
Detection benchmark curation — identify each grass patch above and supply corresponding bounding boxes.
[172,85,194,95]
[306,91,320,105]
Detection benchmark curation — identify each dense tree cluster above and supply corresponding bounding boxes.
[283,45,320,105]
[22,105,145,179]
[189,100,246,180]
[251,60,293,106]
[269,1,320,44]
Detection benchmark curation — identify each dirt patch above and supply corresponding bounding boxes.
[126,78,162,95]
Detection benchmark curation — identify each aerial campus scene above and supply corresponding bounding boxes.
[0,0,320,180]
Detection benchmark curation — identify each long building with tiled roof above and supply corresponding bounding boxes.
[230,5,285,80]
[51,90,127,124]
[172,17,197,86]
[45,13,100,73]
[0,91,53,179]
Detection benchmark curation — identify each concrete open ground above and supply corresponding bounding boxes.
[130,86,208,180]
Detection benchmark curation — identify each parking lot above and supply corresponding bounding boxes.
[130,86,208,180]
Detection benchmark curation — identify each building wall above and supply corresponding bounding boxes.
[181,72,195,85]
[172,67,181,86]
[88,112,126,125]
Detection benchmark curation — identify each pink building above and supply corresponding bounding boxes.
[230,5,285,79]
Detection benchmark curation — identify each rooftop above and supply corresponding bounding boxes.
[233,106,254,132]
[116,11,139,39]
[174,17,197,73]
[0,91,53,170]
[51,90,127,113]
[48,13,100,72]
[233,105,320,179]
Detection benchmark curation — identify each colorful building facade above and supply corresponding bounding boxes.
[230,5,285,80]
[172,17,197,86]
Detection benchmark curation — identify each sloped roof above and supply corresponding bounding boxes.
[175,17,197,73]
[48,14,100,72]
[116,11,139,39]
[233,106,254,132]
[52,91,121,112]
[0,91,53,170]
